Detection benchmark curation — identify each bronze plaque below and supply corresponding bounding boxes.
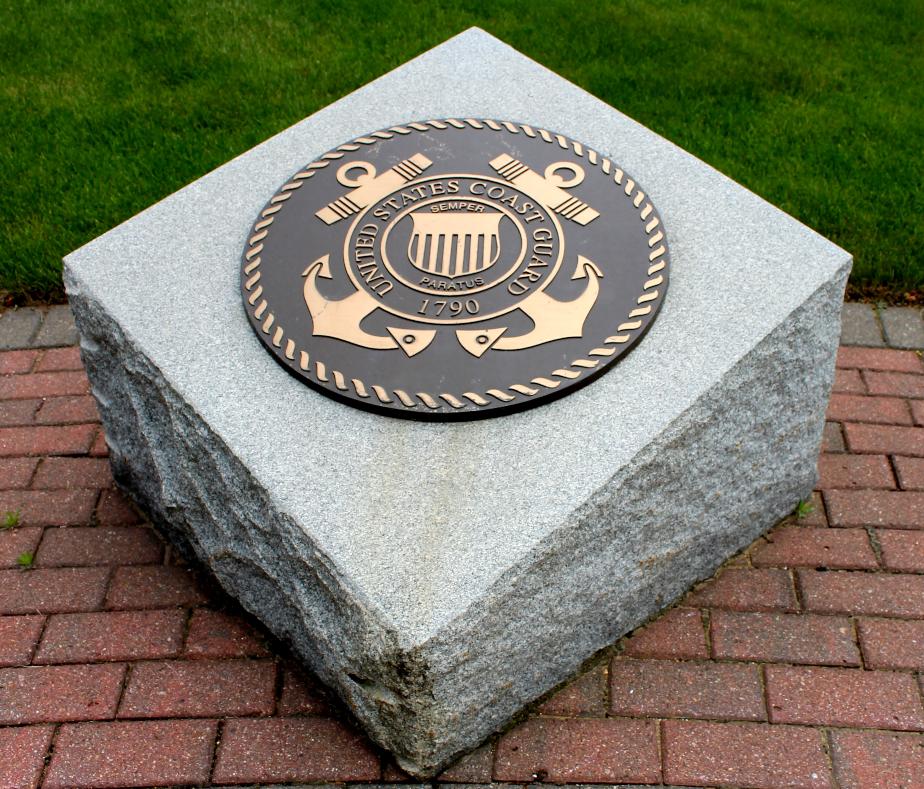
[241,119,669,420]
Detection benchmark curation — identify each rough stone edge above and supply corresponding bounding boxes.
[65,254,849,778]
[389,257,851,774]
[63,265,405,737]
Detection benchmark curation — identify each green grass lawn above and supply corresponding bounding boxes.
[2,0,921,301]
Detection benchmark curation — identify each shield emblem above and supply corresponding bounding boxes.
[408,211,503,278]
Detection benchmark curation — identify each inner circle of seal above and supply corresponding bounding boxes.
[347,175,564,325]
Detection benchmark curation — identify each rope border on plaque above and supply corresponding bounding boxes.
[242,119,667,411]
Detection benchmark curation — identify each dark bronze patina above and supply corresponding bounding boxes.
[240,119,669,420]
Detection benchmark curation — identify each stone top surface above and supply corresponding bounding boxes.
[64,28,851,643]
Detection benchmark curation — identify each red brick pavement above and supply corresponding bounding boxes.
[0,343,923,788]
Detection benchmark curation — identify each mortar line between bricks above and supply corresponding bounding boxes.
[787,568,804,613]
[100,565,115,612]
[88,487,103,527]
[26,456,43,487]
[700,608,714,658]
[887,452,905,490]
[28,524,49,574]
[208,717,224,784]
[610,654,924,674]
[821,727,843,789]
[180,606,194,653]
[814,492,830,526]
[29,598,52,665]
[24,653,283,671]
[864,527,884,567]
[848,616,865,671]
[489,727,500,783]
[656,718,665,784]
[112,662,132,718]
[26,311,44,349]
[758,663,772,724]
[35,721,59,789]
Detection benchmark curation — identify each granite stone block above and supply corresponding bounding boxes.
[63,29,850,776]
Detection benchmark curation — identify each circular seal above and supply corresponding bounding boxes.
[240,119,670,420]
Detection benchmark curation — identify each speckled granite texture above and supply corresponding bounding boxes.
[64,28,851,776]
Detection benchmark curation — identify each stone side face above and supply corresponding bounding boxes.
[65,257,848,775]
[417,265,850,766]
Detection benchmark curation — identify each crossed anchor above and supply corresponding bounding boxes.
[303,153,603,356]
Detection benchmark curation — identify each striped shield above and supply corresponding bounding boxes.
[408,212,503,278]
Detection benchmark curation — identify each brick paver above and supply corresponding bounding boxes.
[856,617,924,670]
[31,305,78,348]
[821,420,845,452]
[825,393,912,425]
[183,607,270,658]
[0,615,44,666]
[0,456,38,488]
[865,369,924,398]
[816,452,896,487]
[0,308,42,349]
[830,729,924,789]
[839,303,885,347]
[826,489,924,528]
[620,606,708,659]
[32,457,113,489]
[876,528,924,572]
[119,658,276,718]
[0,663,125,724]
[833,367,866,394]
[33,609,185,664]
[34,346,82,372]
[44,719,217,789]
[609,658,765,720]
[685,567,798,611]
[438,742,495,782]
[494,717,660,784]
[105,565,208,609]
[0,526,44,567]
[0,567,109,614]
[0,349,39,375]
[0,398,41,427]
[95,488,141,525]
[765,665,924,730]
[35,526,163,567]
[663,719,833,788]
[799,569,924,617]
[212,718,381,783]
[751,525,877,568]
[1,326,923,788]
[0,370,89,401]
[537,664,606,716]
[277,663,332,715]
[893,454,924,489]
[844,422,924,456]
[0,489,97,526]
[710,610,860,666]
[35,394,99,425]
[0,725,54,789]
[837,345,923,372]
[912,399,924,427]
